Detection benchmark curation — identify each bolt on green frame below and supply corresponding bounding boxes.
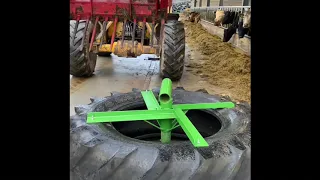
[87,78,235,147]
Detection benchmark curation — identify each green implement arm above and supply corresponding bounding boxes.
[87,78,235,147]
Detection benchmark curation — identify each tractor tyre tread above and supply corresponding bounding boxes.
[70,20,97,77]
[160,20,185,81]
[70,89,251,180]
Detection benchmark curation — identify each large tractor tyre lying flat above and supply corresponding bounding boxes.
[70,88,251,180]
[160,20,185,81]
[70,20,97,77]
[97,52,112,57]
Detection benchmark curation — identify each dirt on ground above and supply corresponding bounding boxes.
[184,20,251,103]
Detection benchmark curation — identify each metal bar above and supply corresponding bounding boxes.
[132,18,136,52]
[173,107,209,147]
[141,91,160,110]
[169,124,180,131]
[173,102,235,110]
[161,126,172,143]
[111,17,118,48]
[90,0,93,16]
[99,17,108,47]
[89,16,99,52]
[158,78,174,143]
[201,19,251,38]
[159,78,173,108]
[105,17,111,43]
[170,109,188,131]
[205,9,208,21]
[173,124,180,129]
[202,19,227,29]
[121,19,127,48]
[144,120,161,130]
[141,17,146,47]
[150,20,155,48]
[172,119,178,127]
[87,110,176,123]
[141,90,161,126]
[147,57,160,61]
[192,6,251,11]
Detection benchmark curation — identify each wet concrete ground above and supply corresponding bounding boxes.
[70,45,226,115]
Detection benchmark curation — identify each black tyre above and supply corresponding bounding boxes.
[70,20,97,77]
[70,88,251,180]
[160,20,185,81]
[98,52,112,57]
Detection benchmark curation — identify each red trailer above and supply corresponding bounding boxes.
[70,0,185,81]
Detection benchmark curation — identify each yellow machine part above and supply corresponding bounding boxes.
[168,6,173,13]
[95,21,159,56]
[105,22,152,39]
[99,40,157,57]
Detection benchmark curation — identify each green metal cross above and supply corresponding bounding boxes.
[87,78,234,147]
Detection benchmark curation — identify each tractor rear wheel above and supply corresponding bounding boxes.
[70,20,97,77]
[160,20,185,81]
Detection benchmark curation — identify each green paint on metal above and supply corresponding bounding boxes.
[87,109,175,123]
[173,107,209,147]
[141,90,161,126]
[143,120,161,130]
[159,119,172,143]
[161,131,171,144]
[159,78,173,109]
[157,78,173,143]
[172,119,178,127]
[168,124,180,131]
[173,102,235,110]
[141,91,160,110]
[86,78,235,148]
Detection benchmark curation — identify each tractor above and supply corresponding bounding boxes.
[70,0,185,81]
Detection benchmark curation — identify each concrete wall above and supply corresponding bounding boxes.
[201,0,207,7]
[191,0,219,7]
[222,0,242,6]
[210,0,220,6]
[191,0,252,7]
[200,20,251,55]
[191,0,196,8]
[196,0,200,7]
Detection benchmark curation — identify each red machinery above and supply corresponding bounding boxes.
[70,0,172,21]
[70,0,185,81]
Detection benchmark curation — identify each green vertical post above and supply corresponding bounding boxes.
[159,78,173,144]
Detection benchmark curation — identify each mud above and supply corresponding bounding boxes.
[70,76,88,94]
[184,20,251,103]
